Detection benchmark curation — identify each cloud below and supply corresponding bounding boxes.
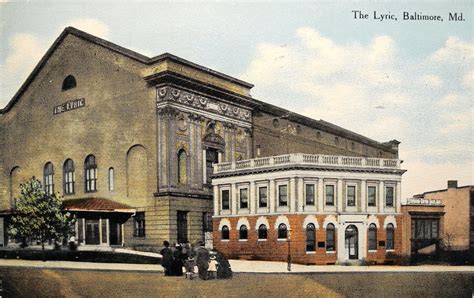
[429,36,474,64]
[60,18,110,38]
[418,74,443,88]
[463,70,474,88]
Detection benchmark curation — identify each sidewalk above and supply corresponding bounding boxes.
[0,259,473,273]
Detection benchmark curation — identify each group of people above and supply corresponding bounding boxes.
[160,240,232,280]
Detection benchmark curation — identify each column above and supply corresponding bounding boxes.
[396,181,402,213]
[337,179,343,212]
[297,178,304,212]
[269,179,276,213]
[99,218,103,245]
[337,222,345,262]
[106,219,110,246]
[378,181,385,213]
[213,185,220,216]
[289,178,296,212]
[231,183,238,215]
[202,149,207,184]
[250,181,256,214]
[361,180,367,213]
[317,179,324,211]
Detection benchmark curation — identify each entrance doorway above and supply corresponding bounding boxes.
[177,211,188,243]
[85,219,100,245]
[345,225,359,260]
[109,219,122,245]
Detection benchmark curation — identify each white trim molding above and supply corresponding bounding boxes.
[274,215,290,230]
[367,214,380,228]
[383,215,397,229]
[323,214,338,229]
[218,218,231,231]
[237,217,250,229]
[302,215,320,229]
[255,216,270,230]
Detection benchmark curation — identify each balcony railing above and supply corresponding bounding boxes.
[406,198,443,206]
[214,153,402,174]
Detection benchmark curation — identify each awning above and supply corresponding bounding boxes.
[62,198,136,213]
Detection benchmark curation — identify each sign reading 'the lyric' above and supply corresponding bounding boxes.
[53,98,86,115]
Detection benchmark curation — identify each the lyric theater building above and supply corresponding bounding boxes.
[0,27,401,251]
[212,154,405,264]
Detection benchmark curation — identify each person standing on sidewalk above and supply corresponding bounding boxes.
[195,241,210,280]
[160,241,173,276]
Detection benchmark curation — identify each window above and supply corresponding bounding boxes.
[108,168,114,191]
[63,159,74,195]
[258,224,267,240]
[62,75,77,91]
[386,223,395,250]
[278,185,288,207]
[43,162,54,195]
[133,212,145,237]
[177,149,187,185]
[278,223,288,239]
[239,225,248,240]
[306,223,316,252]
[368,224,377,250]
[239,188,248,209]
[202,212,212,232]
[326,223,335,251]
[258,186,268,208]
[305,184,315,206]
[221,225,230,240]
[206,148,218,185]
[386,187,394,207]
[412,219,439,239]
[346,185,356,207]
[84,155,97,192]
[221,189,230,210]
[325,185,334,206]
[368,186,376,207]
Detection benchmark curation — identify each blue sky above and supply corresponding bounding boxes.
[0,1,472,199]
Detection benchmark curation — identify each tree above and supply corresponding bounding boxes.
[8,177,75,261]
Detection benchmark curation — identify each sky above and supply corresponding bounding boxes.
[0,1,472,200]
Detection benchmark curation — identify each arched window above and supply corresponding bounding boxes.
[368,224,377,250]
[239,225,248,240]
[306,223,316,252]
[108,167,114,191]
[177,149,187,185]
[63,159,75,195]
[221,225,229,240]
[277,223,288,239]
[326,223,335,251]
[84,155,97,192]
[62,75,77,91]
[386,224,395,250]
[258,224,267,240]
[43,162,54,195]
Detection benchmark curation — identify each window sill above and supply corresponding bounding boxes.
[306,251,316,254]
[132,236,146,239]
[238,239,248,242]
[221,239,230,242]
[326,251,336,254]
[257,239,267,242]
[368,250,377,253]
[277,238,287,242]
[386,249,395,252]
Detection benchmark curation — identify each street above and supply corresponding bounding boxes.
[1,267,472,297]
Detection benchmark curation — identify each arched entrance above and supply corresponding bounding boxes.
[345,225,359,260]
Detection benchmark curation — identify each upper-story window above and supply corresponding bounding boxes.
[221,225,230,240]
[177,149,187,185]
[206,148,218,185]
[278,185,288,207]
[258,186,268,208]
[368,224,377,250]
[258,224,267,240]
[306,223,316,252]
[278,223,288,239]
[386,186,394,207]
[43,162,54,195]
[84,155,97,192]
[326,223,335,251]
[386,223,395,250]
[368,186,376,207]
[346,185,356,207]
[108,167,114,191]
[62,75,77,91]
[305,184,315,206]
[239,188,248,209]
[63,159,75,195]
[325,185,335,206]
[221,189,230,210]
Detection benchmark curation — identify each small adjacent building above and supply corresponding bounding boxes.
[212,153,405,264]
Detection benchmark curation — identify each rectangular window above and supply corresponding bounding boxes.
[305,184,315,206]
[221,189,230,210]
[413,219,440,239]
[278,185,288,206]
[258,186,268,208]
[386,187,394,207]
[44,174,54,195]
[367,186,376,207]
[325,185,334,206]
[85,168,97,192]
[133,212,145,237]
[239,188,248,209]
[346,186,356,207]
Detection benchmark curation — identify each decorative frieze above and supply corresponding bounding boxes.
[157,86,252,122]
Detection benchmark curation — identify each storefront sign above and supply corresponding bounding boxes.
[53,98,85,115]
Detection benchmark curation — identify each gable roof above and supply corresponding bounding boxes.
[0,26,253,114]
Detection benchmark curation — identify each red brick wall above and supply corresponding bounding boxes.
[213,214,403,265]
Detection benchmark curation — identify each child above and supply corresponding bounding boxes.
[184,256,196,280]
[208,254,218,279]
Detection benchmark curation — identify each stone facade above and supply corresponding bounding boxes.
[0,27,400,250]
